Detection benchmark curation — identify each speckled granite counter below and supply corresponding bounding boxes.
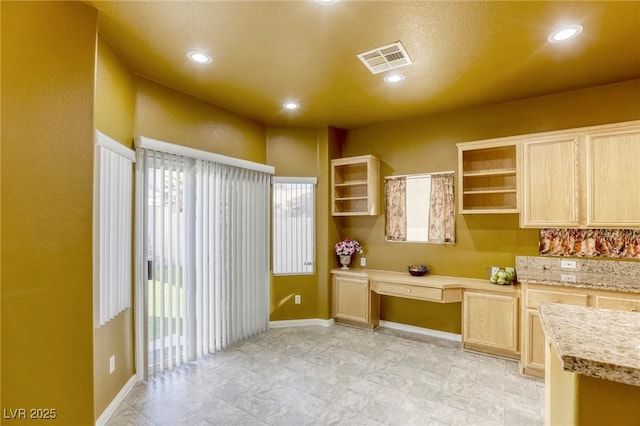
[539,302,640,387]
[516,256,640,293]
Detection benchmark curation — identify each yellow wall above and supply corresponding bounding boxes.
[265,126,342,321]
[135,78,266,163]
[338,79,640,332]
[267,127,320,320]
[1,2,97,424]
[0,0,3,411]
[93,35,137,419]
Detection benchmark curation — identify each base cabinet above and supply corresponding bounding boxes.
[521,283,640,378]
[332,274,379,329]
[522,308,546,377]
[462,290,520,359]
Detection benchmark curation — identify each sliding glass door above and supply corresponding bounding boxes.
[136,146,270,378]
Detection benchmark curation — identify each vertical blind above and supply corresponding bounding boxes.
[93,131,135,327]
[136,139,272,377]
[272,177,316,275]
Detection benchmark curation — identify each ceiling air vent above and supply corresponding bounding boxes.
[357,41,413,74]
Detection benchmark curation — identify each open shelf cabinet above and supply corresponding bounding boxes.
[331,155,380,216]
[458,141,518,214]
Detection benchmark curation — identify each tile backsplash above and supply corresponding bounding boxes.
[539,229,640,259]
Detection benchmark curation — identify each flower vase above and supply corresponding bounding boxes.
[339,255,352,269]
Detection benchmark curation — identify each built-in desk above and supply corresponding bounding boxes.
[331,269,521,358]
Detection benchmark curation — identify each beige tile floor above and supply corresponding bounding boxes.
[106,325,544,425]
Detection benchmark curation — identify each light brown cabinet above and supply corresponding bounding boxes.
[462,290,520,359]
[586,125,640,228]
[520,121,640,228]
[331,155,380,216]
[521,283,640,378]
[520,134,582,227]
[457,140,518,214]
[332,273,379,329]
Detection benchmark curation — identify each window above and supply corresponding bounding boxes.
[93,131,135,327]
[272,177,316,275]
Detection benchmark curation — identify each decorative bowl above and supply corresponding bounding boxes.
[408,264,430,276]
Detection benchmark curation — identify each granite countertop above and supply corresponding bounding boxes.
[516,256,640,293]
[539,303,640,387]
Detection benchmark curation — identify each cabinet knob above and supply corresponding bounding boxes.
[631,308,637,312]
[407,289,411,293]
[552,300,561,304]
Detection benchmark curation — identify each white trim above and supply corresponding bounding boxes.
[272,176,318,184]
[269,318,335,328]
[95,130,136,162]
[95,374,139,426]
[378,320,462,342]
[134,151,147,380]
[135,135,275,174]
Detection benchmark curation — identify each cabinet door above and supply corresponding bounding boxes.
[332,276,370,324]
[586,127,640,227]
[594,294,640,313]
[521,135,582,227]
[463,292,519,359]
[522,308,545,378]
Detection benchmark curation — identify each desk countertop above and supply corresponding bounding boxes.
[539,302,640,387]
[330,268,520,295]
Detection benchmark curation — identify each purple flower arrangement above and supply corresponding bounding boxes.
[335,239,362,256]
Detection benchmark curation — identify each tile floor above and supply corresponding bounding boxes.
[106,325,544,425]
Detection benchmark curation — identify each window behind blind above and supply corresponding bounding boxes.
[272,177,316,275]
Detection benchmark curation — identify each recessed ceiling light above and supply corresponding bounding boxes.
[547,25,583,43]
[283,102,300,110]
[314,0,338,4]
[384,73,405,83]
[187,50,212,64]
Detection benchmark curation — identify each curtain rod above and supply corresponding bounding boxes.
[384,171,454,180]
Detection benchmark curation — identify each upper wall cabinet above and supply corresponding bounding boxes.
[457,140,519,214]
[520,134,582,227]
[331,155,380,216]
[520,121,640,228]
[586,125,640,228]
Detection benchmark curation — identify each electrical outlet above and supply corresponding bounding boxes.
[561,273,577,283]
[109,355,115,374]
[294,295,301,305]
[561,260,577,269]
[360,257,366,267]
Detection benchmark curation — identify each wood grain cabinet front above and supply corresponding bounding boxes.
[520,121,640,228]
[521,285,589,378]
[332,274,379,329]
[462,290,520,359]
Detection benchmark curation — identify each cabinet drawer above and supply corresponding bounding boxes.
[526,289,588,309]
[373,281,443,302]
[594,295,640,312]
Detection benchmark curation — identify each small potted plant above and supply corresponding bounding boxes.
[335,239,362,269]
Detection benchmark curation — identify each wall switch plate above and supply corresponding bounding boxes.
[360,257,366,267]
[561,274,577,283]
[294,295,301,305]
[561,260,577,269]
[109,355,115,374]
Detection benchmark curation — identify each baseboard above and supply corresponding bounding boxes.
[269,318,335,328]
[95,374,139,426]
[379,320,462,342]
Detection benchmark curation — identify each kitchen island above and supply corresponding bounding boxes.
[539,303,640,426]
